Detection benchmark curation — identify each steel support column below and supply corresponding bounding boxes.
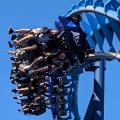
[71,73,80,120]
[94,60,106,120]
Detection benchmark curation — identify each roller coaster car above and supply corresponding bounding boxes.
[8,21,94,118]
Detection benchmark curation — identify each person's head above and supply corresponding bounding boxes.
[67,14,82,25]
[59,53,66,60]
[48,29,59,38]
[41,27,50,34]
[51,64,56,70]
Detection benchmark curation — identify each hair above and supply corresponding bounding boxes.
[67,14,82,22]
[41,27,50,34]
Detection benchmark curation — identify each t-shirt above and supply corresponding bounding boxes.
[36,33,51,43]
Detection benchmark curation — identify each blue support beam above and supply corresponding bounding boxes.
[69,66,83,120]
[93,0,103,8]
[71,74,80,120]
[86,13,104,50]
[85,0,93,6]
[104,0,120,12]
[80,20,96,49]
[107,18,120,43]
[94,12,115,52]
[84,94,95,120]
[84,60,105,120]
[94,60,106,120]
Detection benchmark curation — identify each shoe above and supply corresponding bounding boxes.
[10,57,15,61]
[11,89,17,93]
[18,109,21,112]
[13,96,19,99]
[7,50,15,55]
[8,41,14,48]
[10,57,18,61]
[9,27,14,34]
[11,81,16,84]
[17,102,21,104]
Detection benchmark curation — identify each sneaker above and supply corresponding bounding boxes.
[10,57,18,61]
[7,50,15,55]
[8,41,13,48]
[9,27,14,34]
[11,89,17,93]
[11,81,16,84]
[18,109,21,112]
[17,102,21,104]
[13,96,19,99]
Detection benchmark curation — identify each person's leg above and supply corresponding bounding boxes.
[19,57,45,73]
[34,95,44,103]
[9,28,31,34]
[22,44,38,52]
[14,29,31,34]
[8,49,22,57]
[18,65,26,73]
[31,66,49,74]
[8,44,38,57]
[28,65,56,75]
[17,87,30,94]
[27,56,44,69]
[18,44,38,56]
[14,34,34,45]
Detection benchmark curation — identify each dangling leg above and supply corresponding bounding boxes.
[14,34,34,45]
[9,28,31,34]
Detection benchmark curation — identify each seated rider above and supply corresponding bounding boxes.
[18,51,66,75]
[9,27,59,46]
[60,15,94,63]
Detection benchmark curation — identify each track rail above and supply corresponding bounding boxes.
[67,8,120,24]
[65,0,120,53]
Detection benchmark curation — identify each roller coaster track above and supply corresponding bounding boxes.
[53,0,120,120]
[65,0,120,52]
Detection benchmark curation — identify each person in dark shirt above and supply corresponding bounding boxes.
[63,15,94,64]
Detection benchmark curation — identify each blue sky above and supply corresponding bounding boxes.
[0,0,120,120]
